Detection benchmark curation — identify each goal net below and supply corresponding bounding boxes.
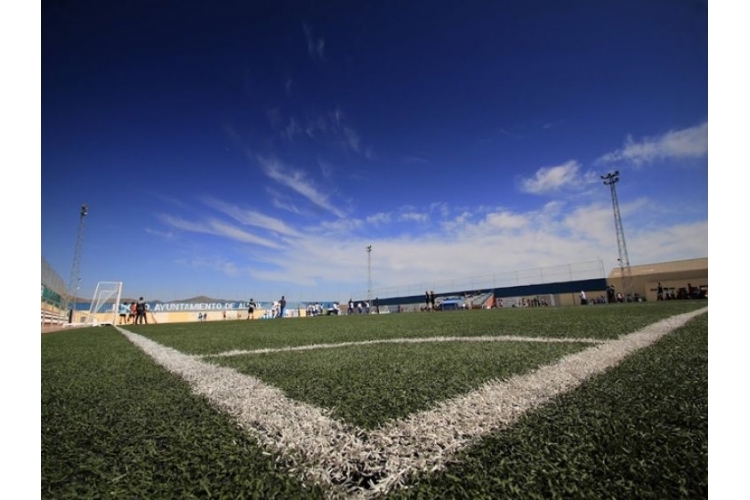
[83,281,123,326]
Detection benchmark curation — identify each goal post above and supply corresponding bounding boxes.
[84,281,123,326]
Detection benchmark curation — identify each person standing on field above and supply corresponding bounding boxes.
[279,295,287,318]
[135,297,148,324]
[118,302,129,324]
[247,298,257,320]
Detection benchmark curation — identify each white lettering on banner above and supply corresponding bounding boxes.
[151,302,252,312]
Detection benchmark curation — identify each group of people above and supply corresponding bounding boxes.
[245,296,287,320]
[118,297,149,324]
[424,291,436,311]
[346,298,380,314]
[581,287,625,305]
[306,302,339,316]
[266,296,286,319]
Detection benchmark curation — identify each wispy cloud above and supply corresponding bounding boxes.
[144,227,175,239]
[303,23,325,62]
[366,212,392,225]
[183,256,245,278]
[269,191,303,215]
[518,160,586,194]
[598,122,708,166]
[158,214,282,249]
[399,211,429,223]
[484,211,529,230]
[153,193,706,301]
[404,156,429,164]
[283,117,302,142]
[258,156,346,218]
[302,108,372,158]
[343,127,361,152]
[318,159,335,178]
[201,197,302,237]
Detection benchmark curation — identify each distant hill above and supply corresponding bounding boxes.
[173,295,237,303]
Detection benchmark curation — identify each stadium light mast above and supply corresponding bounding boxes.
[601,172,634,298]
[366,245,372,307]
[66,203,88,322]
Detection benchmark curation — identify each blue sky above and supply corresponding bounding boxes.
[39,0,708,303]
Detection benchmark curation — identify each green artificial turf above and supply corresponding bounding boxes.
[42,302,708,499]
[213,340,591,429]
[129,301,707,356]
[390,313,708,499]
[42,328,325,499]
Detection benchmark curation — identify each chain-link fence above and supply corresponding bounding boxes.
[351,259,606,301]
[42,257,67,310]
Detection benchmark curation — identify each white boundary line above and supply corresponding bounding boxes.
[116,306,707,498]
[204,335,605,358]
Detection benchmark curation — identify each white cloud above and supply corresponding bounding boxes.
[343,127,361,152]
[201,197,301,237]
[258,156,346,218]
[598,122,708,166]
[158,214,282,249]
[367,212,392,225]
[399,211,429,223]
[519,160,583,194]
[283,117,301,141]
[303,23,325,62]
[484,211,528,230]
[154,192,706,302]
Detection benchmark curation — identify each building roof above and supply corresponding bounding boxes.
[607,257,708,279]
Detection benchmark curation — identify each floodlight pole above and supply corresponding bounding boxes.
[366,245,372,307]
[66,204,89,322]
[601,171,634,298]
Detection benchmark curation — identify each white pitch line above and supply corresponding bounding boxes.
[360,307,708,496]
[116,306,707,499]
[204,335,605,358]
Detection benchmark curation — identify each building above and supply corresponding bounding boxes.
[607,257,708,302]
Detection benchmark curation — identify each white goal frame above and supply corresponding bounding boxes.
[84,281,123,326]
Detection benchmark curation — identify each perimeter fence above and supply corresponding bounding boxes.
[349,259,606,301]
[42,257,67,310]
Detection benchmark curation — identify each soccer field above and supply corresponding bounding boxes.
[42,302,708,499]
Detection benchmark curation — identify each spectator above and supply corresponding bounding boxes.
[118,302,129,325]
[135,297,148,324]
[247,298,257,320]
[129,302,137,323]
[279,295,286,318]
